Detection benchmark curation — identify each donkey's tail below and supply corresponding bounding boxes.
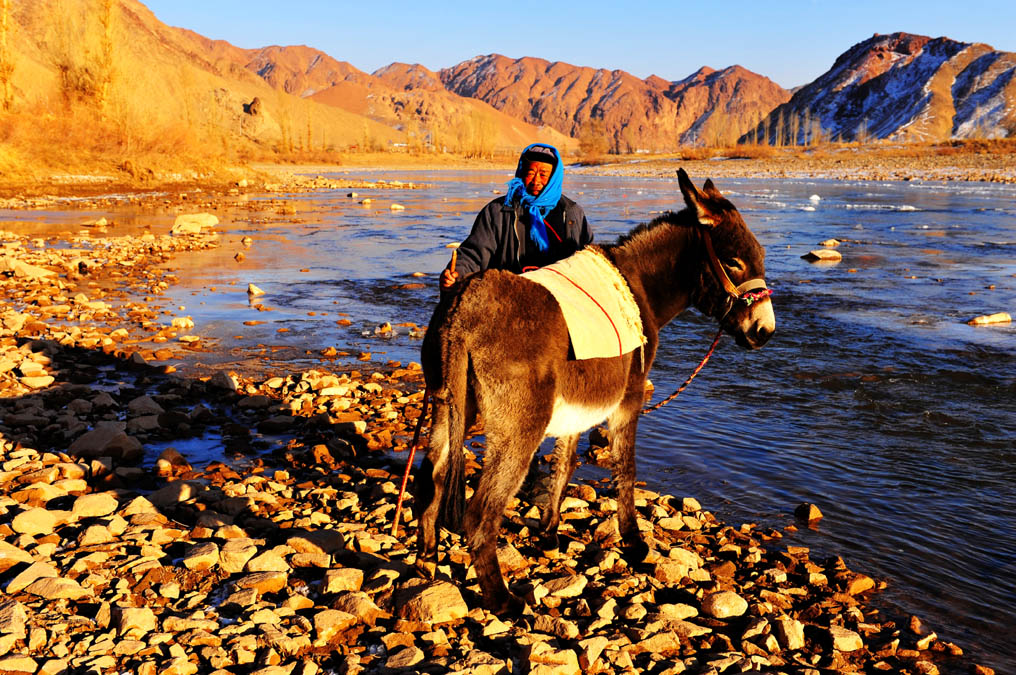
[436,338,468,533]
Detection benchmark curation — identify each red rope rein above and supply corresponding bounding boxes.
[641,328,723,415]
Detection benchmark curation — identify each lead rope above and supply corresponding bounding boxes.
[641,328,723,415]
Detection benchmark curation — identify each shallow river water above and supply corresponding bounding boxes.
[6,169,1016,671]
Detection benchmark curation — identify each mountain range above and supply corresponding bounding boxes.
[3,0,1013,160]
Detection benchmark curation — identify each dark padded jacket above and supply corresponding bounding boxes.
[451,194,593,279]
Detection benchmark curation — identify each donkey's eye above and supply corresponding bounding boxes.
[726,257,746,272]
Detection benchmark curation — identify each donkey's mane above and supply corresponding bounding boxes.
[607,208,691,251]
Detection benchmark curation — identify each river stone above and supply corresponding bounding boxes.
[527,641,580,675]
[173,213,218,231]
[245,550,290,573]
[231,571,288,595]
[113,607,157,638]
[543,573,588,598]
[635,630,682,656]
[829,625,864,651]
[323,568,363,594]
[127,395,164,417]
[149,481,202,507]
[773,616,806,650]
[312,609,357,644]
[394,579,468,624]
[331,592,389,626]
[20,375,54,389]
[0,656,37,674]
[0,599,27,635]
[220,539,259,574]
[182,542,219,570]
[72,492,119,519]
[702,590,748,618]
[0,541,35,572]
[68,425,142,462]
[11,507,58,536]
[23,576,89,600]
[386,645,424,669]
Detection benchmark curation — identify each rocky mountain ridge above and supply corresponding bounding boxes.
[742,32,1016,144]
[437,55,790,151]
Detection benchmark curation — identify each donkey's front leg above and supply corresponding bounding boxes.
[608,408,650,563]
[537,434,579,554]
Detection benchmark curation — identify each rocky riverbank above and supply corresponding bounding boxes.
[0,199,997,675]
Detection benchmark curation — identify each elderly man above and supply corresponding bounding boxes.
[441,143,593,290]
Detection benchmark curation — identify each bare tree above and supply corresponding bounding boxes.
[0,0,13,111]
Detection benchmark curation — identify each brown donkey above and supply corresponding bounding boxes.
[415,169,776,615]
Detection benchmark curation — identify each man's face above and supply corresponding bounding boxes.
[522,160,554,196]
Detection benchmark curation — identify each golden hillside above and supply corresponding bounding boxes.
[0,0,573,181]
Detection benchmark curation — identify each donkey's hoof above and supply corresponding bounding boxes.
[489,592,528,619]
[415,558,437,579]
[620,538,651,564]
[537,533,560,557]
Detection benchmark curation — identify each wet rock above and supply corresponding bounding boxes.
[172,213,219,234]
[795,502,823,522]
[802,249,842,262]
[68,424,142,463]
[967,312,1011,326]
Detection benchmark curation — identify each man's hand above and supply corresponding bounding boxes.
[440,267,460,289]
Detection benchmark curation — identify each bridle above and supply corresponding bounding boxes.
[700,228,772,321]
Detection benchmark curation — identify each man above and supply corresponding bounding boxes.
[441,143,592,290]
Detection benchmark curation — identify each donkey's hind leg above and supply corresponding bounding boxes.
[537,434,579,554]
[414,394,473,577]
[608,407,651,563]
[464,424,545,617]
[414,402,450,577]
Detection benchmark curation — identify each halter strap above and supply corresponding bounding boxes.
[701,230,771,314]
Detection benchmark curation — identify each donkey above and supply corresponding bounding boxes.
[415,169,775,615]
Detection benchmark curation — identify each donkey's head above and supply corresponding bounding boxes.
[677,169,775,350]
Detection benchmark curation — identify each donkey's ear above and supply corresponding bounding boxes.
[677,168,717,227]
[702,179,724,200]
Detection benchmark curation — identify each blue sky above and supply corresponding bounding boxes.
[143,0,1016,89]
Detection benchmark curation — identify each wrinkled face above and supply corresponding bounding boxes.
[522,160,554,196]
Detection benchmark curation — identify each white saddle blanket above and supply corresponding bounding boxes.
[522,247,645,360]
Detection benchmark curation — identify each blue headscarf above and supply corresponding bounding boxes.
[504,143,563,251]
